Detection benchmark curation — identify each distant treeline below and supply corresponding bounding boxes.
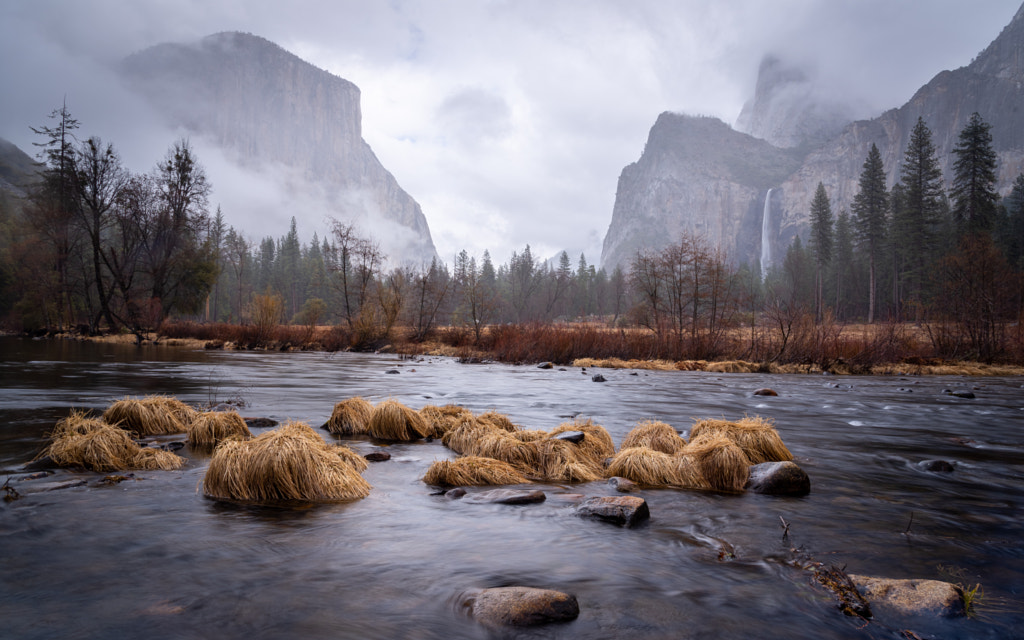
[1,108,1022,364]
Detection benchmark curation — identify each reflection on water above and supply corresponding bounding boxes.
[1,336,1022,639]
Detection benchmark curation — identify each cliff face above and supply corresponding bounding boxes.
[602,3,1024,271]
[120,31,437,263]
[600,114,802,271]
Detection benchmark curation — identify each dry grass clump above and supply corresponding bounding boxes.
[621,420,686,455]
[703,360,761,373]
[549,418,615,464]
[366,400,432,441]
[334,445,370,473]
[187,411,252,448]
[573,357,678,371]
[324,397,374,436]
[42,410,184,472]
[689,416,792,464]
[202,421,371,503]
[510,429,549,443]
[529,438,602,483]
[477,411,520,432]
[606,447,688,487]
[682,433,751,492]
[441,418,496,453]
[422,456,529,486]
[470,430,539,471]
[419,404,473,438]
[102,395,196,435]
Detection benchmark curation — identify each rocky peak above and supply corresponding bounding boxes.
[735,55,855,150]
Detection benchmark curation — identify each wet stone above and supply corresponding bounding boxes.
[445,488,467,499]
[537,362,554,369]
[850,575,965,617]
[918,459,955,473]
[592,374,607,383]
[462,489,547,505]
[244,417,279,428]
[364,451,391,462]
[753,388,778,396]
[576,495,649,527]
[385,369,400,374]
[608,476,639,493]
[950,390,975,399]
[553,430,585,444]
[745,461,811,496]
[468,586,580,627]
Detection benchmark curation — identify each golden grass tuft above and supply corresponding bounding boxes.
[529,438,602,483]
[573,357,678,371]
[366,400,432,441]
[422,456,530,486]
[419,404,473,438]
[689,416,793,464]
[42,412,185,472]
[187,411,252,448]
[469,430,539,471]
[324,397,374,436]
[510,429,549,443]
[334,444,370,473]
[621,420,686,455]
[476,411,520,432]
[549,418,616,464]
[682,432,751,492]
[606,446,689,487]
[703,360,761,373]
[441,418,497,453]
[201,421,371,503]
[102,395,195,435]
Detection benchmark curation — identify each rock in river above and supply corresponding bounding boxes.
[576,495,649,526]
[849,575,965,617]
[461,489,547,505]
[745,461,810,496]
[753,388,778,396]
[468,586,579,627]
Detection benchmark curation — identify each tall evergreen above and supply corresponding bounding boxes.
[895,117,944,318]
[851,143,888,322]
[808,182,833,322]
[951,112,999,236]
[832,209,854,319]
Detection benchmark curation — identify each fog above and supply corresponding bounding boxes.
[1,0,1019,266]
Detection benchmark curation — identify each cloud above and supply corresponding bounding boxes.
[1,0,1019,269]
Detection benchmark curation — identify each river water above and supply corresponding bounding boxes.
[1,336,1022,639]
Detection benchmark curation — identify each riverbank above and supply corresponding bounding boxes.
[24,321,1024,377]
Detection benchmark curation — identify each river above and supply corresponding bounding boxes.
[1,336,1022,639]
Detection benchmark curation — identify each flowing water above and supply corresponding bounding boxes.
[1,336,1022,639]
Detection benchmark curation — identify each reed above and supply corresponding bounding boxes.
[419,404,473,438]
[510,429,549,443]
[187,411,252,448]
[102,395,196,436]
[682,433,751,492]
[441,418,496,454]
[43,412,184,472]
[621,420,686,455]
[132,447,188,470]
[476,411,520,432]
[324,397,374,436]
[422,456,529,487]
[549,418,616,465]
[366,400,432,441]
[529,438,602,483]
[689,416,792,464]
[469,430,539,471]
[334,444,370,473]
[202,421,371,503]
[606,446,685,487]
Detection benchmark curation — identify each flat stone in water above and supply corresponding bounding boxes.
[445,488,467,499]
[469,586,580,627]
[850,575,965,617]
[919,459,955,473]
[592,374,607,382]
[364,451,391,462]
[576,496,649,526]
[608,476,639,493]
[951,390,975,399]
[461,489,547,505]
[746,461,811,496]
[537,362,554,369]
[753,388,778,396]
[244,417,278,428]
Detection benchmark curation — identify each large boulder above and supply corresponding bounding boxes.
[849,575,965,617]
[468,586,579,627]
[745,461,810,496]
[576,496,649,527]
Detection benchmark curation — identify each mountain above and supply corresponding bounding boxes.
[0,137,40,198]
[601,3,1024,271]
[120,31,437,263]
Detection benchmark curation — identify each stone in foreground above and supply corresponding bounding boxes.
[462,489,547,505]
[469,586,579,627]
[849,575,964,617]
[745,461,811,496]
[576,496,649,526]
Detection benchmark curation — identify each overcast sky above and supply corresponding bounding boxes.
[1,0,1019,267]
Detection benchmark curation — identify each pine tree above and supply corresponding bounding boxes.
[951,112,999,236]
[851,143,888,322]
[808,182,833,322]
[832,209,855,319]
[896,117,944,318]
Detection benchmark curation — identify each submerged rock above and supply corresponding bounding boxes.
[592,374,607,382]
[364,451,391,462]
[753,388,778,396]
[243,417,278,428]
[608,476,639,493]
[445,488,467,499]
[576,496,649,526]
[918,459,955,473]
[950,390,975,399]
[537,362,554,369]
[849,575,964,617]
[468,586,580,627]
[745,461,810,496]
[462,489,547,505]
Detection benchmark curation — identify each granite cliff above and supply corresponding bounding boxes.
[120,32,437,264]
[602,3,1024,272]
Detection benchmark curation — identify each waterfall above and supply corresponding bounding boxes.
[759,188,773,278]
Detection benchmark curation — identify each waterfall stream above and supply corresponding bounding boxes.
[759,188,773,277]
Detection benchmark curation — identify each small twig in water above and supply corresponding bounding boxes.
[780,516,791,541]
[903,511,915,536]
